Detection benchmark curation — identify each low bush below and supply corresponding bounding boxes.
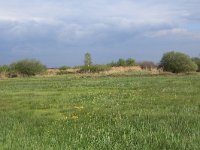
[109,58,136,67]
[10,59,47,76]
[79,65,111,73]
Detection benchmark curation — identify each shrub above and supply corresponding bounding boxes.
[109,58,136,67]
[159,51,198,73]
[117,59,126,66]
[126,58,135,66]
[79,65,111,73]
[138,61,157,70]
[108,61,118,67]
[59,66,70,70]
[0,65,10,73]
[192,57,200,72]
[10,59,47,76]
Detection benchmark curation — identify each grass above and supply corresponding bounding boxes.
[0,74,200,149]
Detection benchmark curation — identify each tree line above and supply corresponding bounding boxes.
[0,51,200,77]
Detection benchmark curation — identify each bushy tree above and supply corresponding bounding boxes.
[84,53,92,67]
[159,51,197,73]
[10,59,47,76]
[192,57,200,72]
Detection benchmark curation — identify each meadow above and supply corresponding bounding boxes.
[0,73,200,149]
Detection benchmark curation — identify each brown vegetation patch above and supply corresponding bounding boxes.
[45,68,80,76]
[45,69,60,76]
[107,66,142,74]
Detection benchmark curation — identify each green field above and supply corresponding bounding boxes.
[0,74,200,149]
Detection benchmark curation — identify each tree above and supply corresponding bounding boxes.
[84,53,92,67]
[192,57,200,72]
[159,51,198,73]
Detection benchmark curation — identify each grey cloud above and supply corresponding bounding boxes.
[0,0,200,66]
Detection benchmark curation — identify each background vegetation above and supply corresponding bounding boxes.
[0,51,200,78]
[0,65,10,73]
[79,64,111,73]
[109,58,135,67]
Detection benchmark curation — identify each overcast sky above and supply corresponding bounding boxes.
[0,0,200,67]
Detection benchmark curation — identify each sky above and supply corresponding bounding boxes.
[0,0,200,67]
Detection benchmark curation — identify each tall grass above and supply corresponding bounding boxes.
[0,75,200,149]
